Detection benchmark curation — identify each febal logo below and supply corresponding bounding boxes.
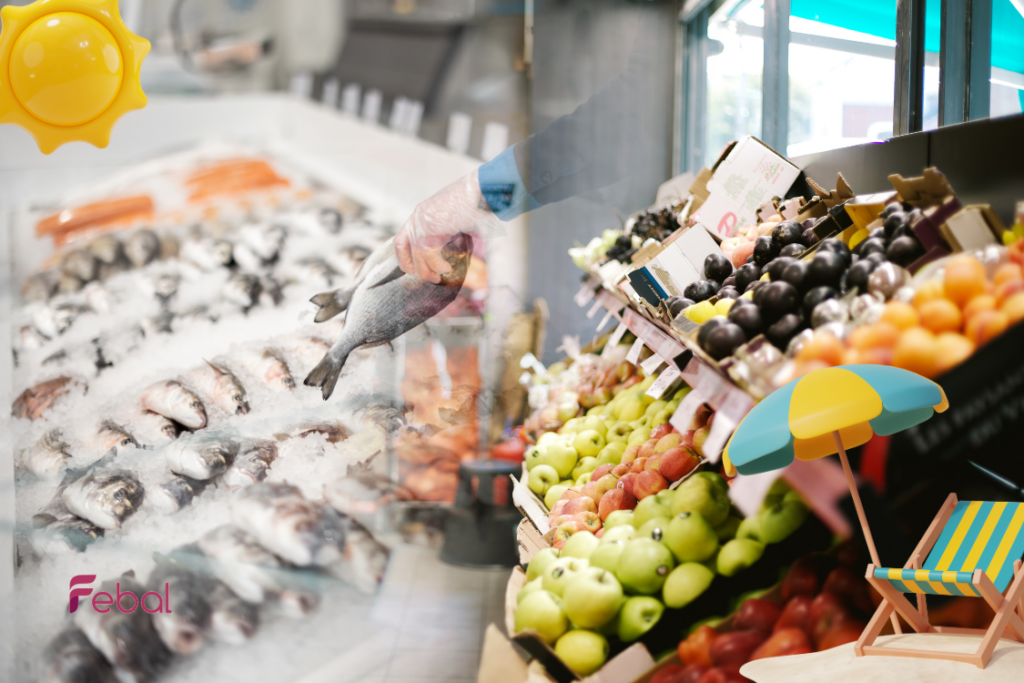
[69,575,173,614]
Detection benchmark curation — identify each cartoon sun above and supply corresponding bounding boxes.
[0,0,150,154]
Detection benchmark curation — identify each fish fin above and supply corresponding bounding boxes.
[365,265,405,290]
[204,359,227,375]
[304,350,352,401]
[311,288,353,323]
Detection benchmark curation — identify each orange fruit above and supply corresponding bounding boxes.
[917,298,963,334]
[934,332,975,374]
[858,347,894,365]
[1002,292,1024,325]
[881,301,920,330]
[943,255,988,307]
[796,331,844,366]
[993,263,1024,287]
[892,327,939,378]
[962,294,997,321]
[913,279,945,309]
[848,321,901,350]
[995,278,1024,304]
[964,310,1009,346]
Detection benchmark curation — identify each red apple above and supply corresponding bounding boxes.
[650,424,674,441]
[781,557,821,600]
[595,527,604,538]
[690,404,712,430]
[634,470,669,499]
[644,455,662,473]
[612,463,632,477]
[621,444,641,465]
[573,511,602,533]
[733,599,782,634]
[678,430,696,449]
[678,625,717,666]
[821,567,873,615]
[562,486,584,501]
[639,438,660,460]
[709,630,766,667]
[749,628,813,660]
[592,464,615,481]
[774,595,812,634]
[580,481,599,501]
[598,488,637,520]
[593,473,619,503]
[564,496,597,516]
[654,433,682,453]
[548,499,568,520]
[617,472,638,496]
[659,446,701,482]
[696,667,749,683]
[679,664,711,683]
[630,456,649,473]
[650,665,684,683]
[551,521,576,545]
[817,619,866,651]
[808,592,851,648]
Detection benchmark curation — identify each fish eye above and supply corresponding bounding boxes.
[121,438,132,447]
[191,401,200,408]
[234,394,243,402]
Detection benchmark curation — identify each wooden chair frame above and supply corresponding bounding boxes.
[855,493,1024,668]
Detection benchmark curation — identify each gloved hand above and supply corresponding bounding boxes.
[394,169,504,283]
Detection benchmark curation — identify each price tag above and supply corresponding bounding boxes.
[658,338,683,363]
[596,308,616,333]
[625,338,644,365]
[601,322,629,359]
[701,389,754,462]
[646,364,681,399]
[586,300,603,319]
[670,388,706,433]
[680,356,701,386]
[728,470,783,519]
[575,282,596,307]
[640,352,664,375]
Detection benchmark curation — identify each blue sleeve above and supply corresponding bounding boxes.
[477,146,540,221]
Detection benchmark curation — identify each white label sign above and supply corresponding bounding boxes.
[646,364,681,399]
[596,308,616,333]
[625,338,645,365]
[575,282,596,307]
[640,352,664,375]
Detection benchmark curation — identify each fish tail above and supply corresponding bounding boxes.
[311,288,352,323]
[304,348,351,401]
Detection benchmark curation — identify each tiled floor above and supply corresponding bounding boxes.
[298,543,512,683]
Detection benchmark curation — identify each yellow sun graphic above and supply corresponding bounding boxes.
[0,0,150,154]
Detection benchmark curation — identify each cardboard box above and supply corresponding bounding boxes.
[694,137,800,240]
[942,204,1006,251]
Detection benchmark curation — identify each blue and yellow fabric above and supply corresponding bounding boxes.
[873,501,1024,597]
[722,365,948,477]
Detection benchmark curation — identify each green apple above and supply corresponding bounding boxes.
[596,442,626,467]
[562,567,623,628]
[662,562,715,609]
[713,516,743,542]
[544,484,569,509]
[537,432,559,446]
[634,495,673,528]
[716,538,765,577]
[636,517,671,542]
[616,538,675,594]
[671,476,731,526]
[517,577,544,604]
[644,399,667,418]
[762,478,792,510]
[572,456,599,481]
[579,416,609,437]
[671,386,691,401]
[627,427,652,447]
[606,423,632,444]
[618,397,646,422]
[603,510,635,530]
[691,471,729,494]
[616,596,664,642]
[629,415,653,431]
[543,557,590,596]
[559,417,583,434]
[554,629,609,676]
[590,540,626,573]
[526,547,561,581]
[758,500,809,544]
[524,446,544,471]
[654,489,676,508]
[599,525,636,544]
[575,472,593,487]
[651,409,673,428]
[542,442,579,479]
[515,590,569,644]
[561,530,600,560]
[736,515,763,542]
[528,465,559,496]
[573,430,606,458]
[663,511,719,563]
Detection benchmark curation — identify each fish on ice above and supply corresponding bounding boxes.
[12,376,84,420]
[304,233,471,399]
[124,229,161,268]
[61,468,145,530]
[21,429,72,479]
[222,440,277,489]
[147,556,213,656]
[140,380,207,429]
[207,580,259,644]
[95,421,140,453]
[240,348,295,391]
[164,432,239,480]
[42,628,119,683]
[151,475,210,513]
[187,361,250,415]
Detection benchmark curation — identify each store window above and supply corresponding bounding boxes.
[787,0,897,155]
[922,0,941,130]
[989,0,1024,119]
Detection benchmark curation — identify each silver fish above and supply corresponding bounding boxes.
[260,274,284,306]
[207,580,259,644]
[230,482,345,567]
[22,272,56,303]
[241,348,295,391]
[223,273,261,310]
[73,572,172,682]
[147,557,213,655]
[21,429,72,479]
[326,516,391,594]
[96,421,139,454]
[42,628,119,683]
[30,514,104,554]
[318,208,343,234]
[61,249,99,282]
[164,433,238,480]
[294,257,339,287]
[125,229,161,268]
[135,410,181,443]
[272,422,350,444]
[151,273,180,304]
[87,234,125,266]
[152,475,209,513]
[32,303,88,338]
[182,236,234,271]
[222,440,277,490]
[305,233,471,399]
[188,361,249,415]
[57,273,84,294]
[62,469,145,529]
[141,380,207,429]
[241,222,286,261]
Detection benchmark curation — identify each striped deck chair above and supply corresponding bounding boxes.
[856,493,1024,668]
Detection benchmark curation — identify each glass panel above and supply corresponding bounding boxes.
[922,0,941,130]
[786,2,897,156]
[705,1,764,167]
[990,0,1024,118]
